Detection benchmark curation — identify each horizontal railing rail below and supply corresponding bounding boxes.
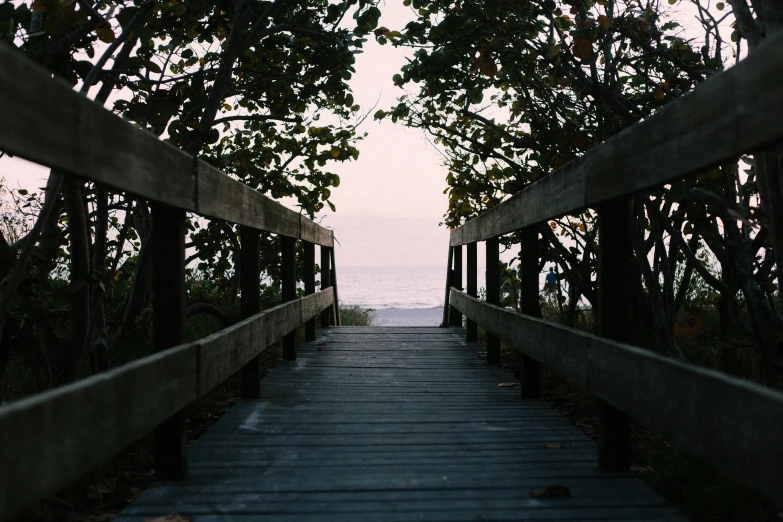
[443,30,783,512]
[0,289,333,517]
[449,31,783,247]
[450,289,783,508]
[0,45,332,247]
[0,46,341,519]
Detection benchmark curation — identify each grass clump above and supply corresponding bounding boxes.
[339,305,373,326]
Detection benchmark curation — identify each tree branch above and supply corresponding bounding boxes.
[213,114,302,126]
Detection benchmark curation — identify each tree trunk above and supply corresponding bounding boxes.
[115,230,154,340]
[61,178,91,381]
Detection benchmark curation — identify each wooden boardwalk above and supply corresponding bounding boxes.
[116,327,684,521]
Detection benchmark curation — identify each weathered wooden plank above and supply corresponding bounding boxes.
[0,343,199,519]
[197,162,333,246]
[519,225,541,399]
[450,30,783,246]
[320,246,332,326]
[239,225,262,398]
[126,479,658,502]
[190,432,591,448]
[199,290,332,394]
[595,198,632,472]
[122,472,668,496]
[282,236,298,360]
[330,248,342,326]
[451,165,585,246]
[466,242,478,342]
[301,288,334,323]
[319,328,453,334]
[449,245,463,326]
[192,412,566,424]
[450,289,783,509]
[151,204,189,480]
[441,246,454,326]
[0,46,196,210]
[485,236,501,364]
[199,313,267,396]
[0,47,332,245]
[302,220,334,248]
[303,241,317,341]
[116,506,680,522]
[197,161,297,238]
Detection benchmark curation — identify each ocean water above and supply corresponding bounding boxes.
[337,265,445,309]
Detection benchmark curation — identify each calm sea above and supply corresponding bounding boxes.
[338,266,445,309]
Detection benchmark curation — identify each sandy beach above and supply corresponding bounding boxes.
[368,307,443,326]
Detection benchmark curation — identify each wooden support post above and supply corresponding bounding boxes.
[320,246,332,327]
[520,226,541,399]
[596,197,633,472]
[441,247,454,327]
[449,245,463,326]
[151,203,187,480]
[281,236,297,361]
[330,247,342,326]
[466,242,478,342]
[486,236,501,364]
[303,241,316,341]
[239,225,261,398]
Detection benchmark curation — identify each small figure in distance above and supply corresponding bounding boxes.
[544,267,557,293]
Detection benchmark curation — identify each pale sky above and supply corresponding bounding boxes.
[321,2,450,267]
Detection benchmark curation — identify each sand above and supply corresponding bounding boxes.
[368,307,443,327]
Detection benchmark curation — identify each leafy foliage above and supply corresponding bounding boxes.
[0,0,381,397]
[378,0,780,368]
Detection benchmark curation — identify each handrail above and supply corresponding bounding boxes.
[0,290,334,518]
[450,30,783,247]
[0,46,341,519]
[443,29,783,512]
[0,45,333,247]
[450,289,783,508]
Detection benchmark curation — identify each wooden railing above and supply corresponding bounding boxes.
[443,32,783,510]
[0,46,341,518]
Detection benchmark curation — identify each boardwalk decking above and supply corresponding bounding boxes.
[116,327,684,521]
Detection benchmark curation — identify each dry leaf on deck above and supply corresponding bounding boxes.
[497,382,519,387]
[545,442,563,449]
[530,485,571,498]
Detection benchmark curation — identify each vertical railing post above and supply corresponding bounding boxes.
[151,203,187,480]
[239,225,261,398]
[320,245,332,327]
[449,245,463,326]
[520,226,541,399]
[596,197,633,472]
[281,236,297,361]
[303,241,316,341]
[485,236,500,364]
[330,247,342,326]
[466,242,478,342]
[441,247,454,327]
